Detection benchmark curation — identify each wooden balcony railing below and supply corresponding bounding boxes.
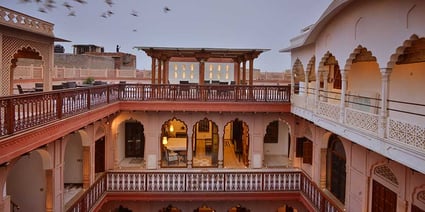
[67,170,344,212]
[0,84,290,136]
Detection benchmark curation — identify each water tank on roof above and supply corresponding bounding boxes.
[54,44,65,53]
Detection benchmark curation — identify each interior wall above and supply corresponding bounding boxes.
[7,153,45,212]
[263,122,289,156]
[390,62,425,121]
[348,62,381,97]
[64,134,83,183]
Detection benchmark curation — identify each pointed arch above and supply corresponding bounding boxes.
[307,56,316,81]
[318,51,341,89]
[374,164,399,186]
[192,117,219,167]
[326,134,346,203]
[292,58,305,82]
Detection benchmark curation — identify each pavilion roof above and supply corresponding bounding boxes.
[134,46,270,60]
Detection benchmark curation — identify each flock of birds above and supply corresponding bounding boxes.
[18,0,171,33]
[19,0,171,18]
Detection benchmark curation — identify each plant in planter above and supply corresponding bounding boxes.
[83,77,95,85]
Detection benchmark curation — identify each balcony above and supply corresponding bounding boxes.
[291,85,425,173]
[67,170,343,212]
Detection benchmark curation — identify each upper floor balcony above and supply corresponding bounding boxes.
[289,45,425,173]
[0,83,290,150]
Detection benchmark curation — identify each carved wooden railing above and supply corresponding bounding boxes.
[67,173,107,212]
[67,170,343,212]
[0,84,290,136]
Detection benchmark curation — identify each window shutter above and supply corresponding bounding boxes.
[303,141,313,164]
[296,137,305,157]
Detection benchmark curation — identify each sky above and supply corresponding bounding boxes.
[0,0,332,72]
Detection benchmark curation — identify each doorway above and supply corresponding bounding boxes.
[125,122,145,158]
[371,180,397,212]
[95,137,105,174]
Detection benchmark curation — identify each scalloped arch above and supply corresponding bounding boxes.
[344,45,377,71]
[387,34,420,68]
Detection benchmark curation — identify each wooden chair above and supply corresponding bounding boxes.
[35,83,43,92]
[163,146,179,165]
[17,84,34,94]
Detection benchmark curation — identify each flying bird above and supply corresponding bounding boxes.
[101,12,108,18]
[68,11,76,16]
[63,2,73,10]
[38,7,47,13]
[131,10,139,17]
[105,0,113,7]
[107,10,114,16]
[163,6,171,13]
[44,0,56,10]
[73,0,87,4]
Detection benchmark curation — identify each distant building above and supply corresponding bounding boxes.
[73,44,104,55]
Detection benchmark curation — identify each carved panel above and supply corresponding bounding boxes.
[317,101,340,121]
[374,165,399,186]
[345,107,379,134]
[388,118,425,152]
[2,35,51,96]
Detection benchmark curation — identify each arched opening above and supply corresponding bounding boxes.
[370,165,398,212]
[346,46,380,115]
[94,126,106,176]
[193,204,216,212]
[223,118,249,168]
[10,46,44,94]
[63,133,84,204]
[6,151,48,211]
[124,120,145,158]
[192,118,218,167]
[326,134,346,203]
[95,137,105,175]
[263,120,292,167]
[318,52,341,105]
[292,58,304,95]
[228,204,250,212]
[390,36,425,123]
[161,117,187,167]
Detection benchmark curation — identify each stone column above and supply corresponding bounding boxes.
[339,70,348,123]
[322,69,329,102]
[151,57,156,84]
[379,68,392,138]
[163,58,169,84]
[249,58,254,86]
[218,136,224,168]
[187,136,193,168]
[304,70,309,95]
[157,60,162,85]
[82,146,90,189]
[242,59,247,84]
[198,59,206,85]
[45,169,53,212]
[314,69,322,113]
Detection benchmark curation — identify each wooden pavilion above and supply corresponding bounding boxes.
[134,47,269,85]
